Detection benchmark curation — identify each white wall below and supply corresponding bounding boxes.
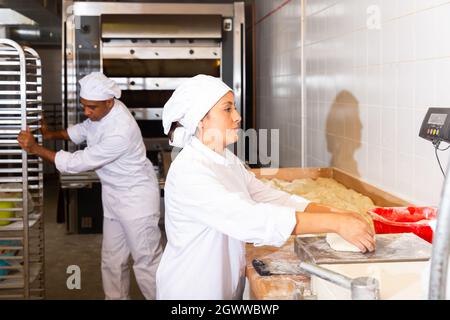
[304,0,450,205]
[256,0,450,206]
[255,0,303,167]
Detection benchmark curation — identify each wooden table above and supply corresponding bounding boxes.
[245,168,410,299]
[245,236,311,299]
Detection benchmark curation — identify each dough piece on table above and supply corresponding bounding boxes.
[326,233,361,252]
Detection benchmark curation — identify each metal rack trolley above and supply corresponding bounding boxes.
[0,39,45,299]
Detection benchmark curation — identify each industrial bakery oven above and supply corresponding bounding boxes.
[61,1,247,233]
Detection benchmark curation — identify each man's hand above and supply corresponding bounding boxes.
[40,117,50,139]
[37,117,70,141]
[16,127,56,163]
[17,127,38,153]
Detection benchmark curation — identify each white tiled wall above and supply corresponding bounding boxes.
[305,0,450,205]
[256,0,450,205]
[255,0,303,167]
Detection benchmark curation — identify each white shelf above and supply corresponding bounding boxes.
[0,262,42,290]
[0,213,41,231]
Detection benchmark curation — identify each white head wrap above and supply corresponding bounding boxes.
[79,72,121,101]
[162,74,232,148]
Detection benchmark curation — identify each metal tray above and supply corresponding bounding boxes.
[295,233,432,265]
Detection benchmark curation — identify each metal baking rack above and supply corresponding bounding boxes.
[0,39,45,299]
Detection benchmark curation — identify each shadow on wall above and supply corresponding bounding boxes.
[326,90,362,177]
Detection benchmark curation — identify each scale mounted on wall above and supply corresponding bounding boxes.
[419,108,450,143]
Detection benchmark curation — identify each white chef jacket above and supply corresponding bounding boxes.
[156,137,310,300]
[55,99,160,220]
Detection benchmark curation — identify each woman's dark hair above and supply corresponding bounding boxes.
[168,121,181,142]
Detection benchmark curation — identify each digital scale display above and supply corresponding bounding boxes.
[428,113,447,126]
[419,108,450,143]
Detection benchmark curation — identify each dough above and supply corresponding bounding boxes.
[261,177,375,227]
[326,233,361,252]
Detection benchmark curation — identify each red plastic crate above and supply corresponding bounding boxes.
[367,206,437,243]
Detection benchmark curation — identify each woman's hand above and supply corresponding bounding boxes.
[333,212,376,253]
[17,127,38,153]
